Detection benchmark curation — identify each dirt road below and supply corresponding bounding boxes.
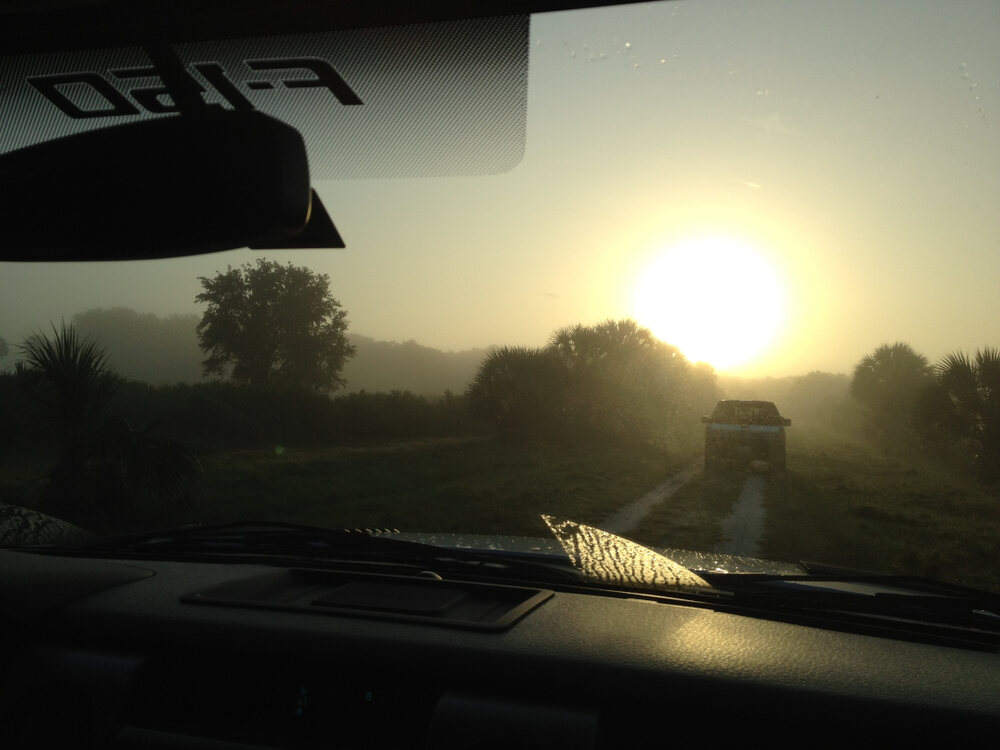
[712,475,765,557]
[600,464,767,559]
[598,462,701,535]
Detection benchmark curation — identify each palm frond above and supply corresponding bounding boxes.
[17,323,121,423]
[975,348,1000,408]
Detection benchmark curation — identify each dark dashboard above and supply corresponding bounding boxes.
[2,549,999,749]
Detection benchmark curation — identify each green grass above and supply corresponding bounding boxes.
[764,430,1000,591]
[5,428,1000,594]
[612,426,1000,593]
[172,436,690,538]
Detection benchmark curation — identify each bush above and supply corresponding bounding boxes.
[467,320,721,450]
[108,381,478,448]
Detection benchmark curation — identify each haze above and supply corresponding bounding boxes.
[2,0,998,379]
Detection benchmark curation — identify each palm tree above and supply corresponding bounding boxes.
[850,342,932,446]
[17,324,200,529]
[917,348,1000,480]
[17,324,121,469]
[548,319,691,443]
[467,346,565,439]
[548,319,659,375]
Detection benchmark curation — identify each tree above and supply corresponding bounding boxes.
[467,319,716,448]
[196,259,355,391]
[17,324,121,471]
[467,346,566,438]
[548,319,693,442]
[850,342,932,446]
[16,324,200,528]
[915,348,1000,480]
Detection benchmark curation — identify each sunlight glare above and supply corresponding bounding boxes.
[633,236,785,371]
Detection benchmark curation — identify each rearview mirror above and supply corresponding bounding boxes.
[0,109,314,261]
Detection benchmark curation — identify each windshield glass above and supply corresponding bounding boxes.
[2,0,999,592]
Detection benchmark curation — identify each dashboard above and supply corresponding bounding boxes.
[2,549,1000,749]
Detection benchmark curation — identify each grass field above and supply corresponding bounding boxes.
[602,426,1000,591]
[165,437,691,538]
[4,430,999,592]
[764,431,1000,591]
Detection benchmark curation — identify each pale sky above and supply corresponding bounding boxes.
[2,0,998,377]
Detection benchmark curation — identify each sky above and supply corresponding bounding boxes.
[1,0,999,378]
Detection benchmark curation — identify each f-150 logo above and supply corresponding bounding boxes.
[27,58,362,119]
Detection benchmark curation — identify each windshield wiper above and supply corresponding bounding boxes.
[25,521,586,585]
[693,570,1000,648]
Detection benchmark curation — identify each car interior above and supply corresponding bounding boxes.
[2,1,999,748]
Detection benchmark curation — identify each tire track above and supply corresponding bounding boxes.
[598,461,701,535]
[712,475,765,557]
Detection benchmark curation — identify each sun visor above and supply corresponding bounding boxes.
[0,15,529,179]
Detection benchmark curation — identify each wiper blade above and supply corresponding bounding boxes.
[700,574,1000,632]
[25,521,396,554]
[113,522,413,555]
[28,520,585,584]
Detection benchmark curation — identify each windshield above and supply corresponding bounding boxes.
[2,0,999,593]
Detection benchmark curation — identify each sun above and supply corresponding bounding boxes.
[632,236,786,371]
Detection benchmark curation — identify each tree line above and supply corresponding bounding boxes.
[0,260,469,530]
[2,258,725,531]
[850,342,1000,482]
[61,309,485,395]
[32,256,991,533]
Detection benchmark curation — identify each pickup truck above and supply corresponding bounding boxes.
[702,400,791,472]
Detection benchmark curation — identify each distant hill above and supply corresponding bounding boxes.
[342,334,488,396]
[56,308,489,395]
[72,307,204,385]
